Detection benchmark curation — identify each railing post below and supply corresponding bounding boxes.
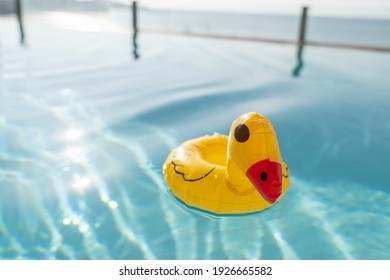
[293,7,308,77]
[132,1,138,32]
[15,0,25,46]
[298,6,308,47]
[131,1,139,59]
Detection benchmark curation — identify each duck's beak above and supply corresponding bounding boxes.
[246,159,282,204]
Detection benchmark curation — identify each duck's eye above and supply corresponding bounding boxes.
[234,124,250,143]
[260,172,268,182]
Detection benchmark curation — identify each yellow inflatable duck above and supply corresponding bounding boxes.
[163,112,290,215]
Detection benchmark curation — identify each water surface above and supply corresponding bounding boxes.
[0,11,389,259]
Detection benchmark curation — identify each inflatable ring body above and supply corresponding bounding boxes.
[163,112,290,215]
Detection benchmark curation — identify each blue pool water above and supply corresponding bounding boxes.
[0,9,390,260]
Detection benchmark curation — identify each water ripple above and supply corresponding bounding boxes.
[1,20,389,260]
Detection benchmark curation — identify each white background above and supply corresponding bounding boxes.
[0,260,389,280]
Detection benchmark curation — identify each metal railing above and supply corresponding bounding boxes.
[15,0,25,45]
[5,1,390,55]
[129,1,389,76]
[130,1,390,53]
[0,0,25,45]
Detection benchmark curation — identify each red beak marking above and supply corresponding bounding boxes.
[246,159,282,204]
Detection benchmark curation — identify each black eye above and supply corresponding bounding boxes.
[234,124,250,143]
[260,172,268,182]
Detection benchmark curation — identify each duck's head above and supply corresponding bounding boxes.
[227,112,283,204]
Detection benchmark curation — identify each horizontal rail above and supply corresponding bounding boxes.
[141,28,390,53]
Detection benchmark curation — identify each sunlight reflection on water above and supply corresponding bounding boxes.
[0,14,389,260]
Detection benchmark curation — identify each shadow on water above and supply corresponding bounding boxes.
[292,46,304,77]
[132,30,140,60]
[130,83,293,125]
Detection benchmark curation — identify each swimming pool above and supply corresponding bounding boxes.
[0,11,389,260]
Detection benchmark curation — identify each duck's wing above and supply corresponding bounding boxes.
[170,146,216,182]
